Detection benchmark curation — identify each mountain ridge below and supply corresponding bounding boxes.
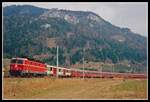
[3,5,147,72]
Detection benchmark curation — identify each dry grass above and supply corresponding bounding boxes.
[3,78,147,100]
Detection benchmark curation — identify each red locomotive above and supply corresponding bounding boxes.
[9,57,47,77]
[9,57,147,79]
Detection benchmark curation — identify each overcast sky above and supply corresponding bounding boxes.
[3,2,148,37]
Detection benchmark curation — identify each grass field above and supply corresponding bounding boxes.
[3,78,147,100]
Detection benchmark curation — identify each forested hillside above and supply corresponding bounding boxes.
[3,5,147,73]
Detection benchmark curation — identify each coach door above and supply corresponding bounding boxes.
[53,68,57,76]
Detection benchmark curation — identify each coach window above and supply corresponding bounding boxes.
[50,67,52,71]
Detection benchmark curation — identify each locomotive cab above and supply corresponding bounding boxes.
[9,58,26,76]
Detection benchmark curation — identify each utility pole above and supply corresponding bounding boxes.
[83,48,85,80]
[99,63,102,78]
[101,64,103,78]
[57,46,59,78]
[113,64,114,73]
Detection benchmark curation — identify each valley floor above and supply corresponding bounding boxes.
[3,77,148,100]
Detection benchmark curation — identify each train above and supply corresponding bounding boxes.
[9,57,147,79]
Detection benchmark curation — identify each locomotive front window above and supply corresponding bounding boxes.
[11,59,23,64]
[17,60,23,64]
[11,59,17,63]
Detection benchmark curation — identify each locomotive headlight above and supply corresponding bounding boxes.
[14,64,17,67]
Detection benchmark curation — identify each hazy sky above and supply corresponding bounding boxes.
[3,2,148,37]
